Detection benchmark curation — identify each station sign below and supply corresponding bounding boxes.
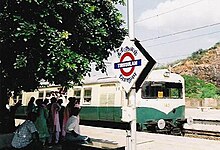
[113,37,156,93]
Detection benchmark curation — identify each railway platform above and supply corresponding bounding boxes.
[1,125,220,150]
[5,108,220,150]
[80,125,220,150]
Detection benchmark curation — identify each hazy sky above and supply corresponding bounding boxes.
[116,0,220,66]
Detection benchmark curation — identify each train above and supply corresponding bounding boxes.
[15,69,192,135]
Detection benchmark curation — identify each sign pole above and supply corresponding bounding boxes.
[114,2,155,150]
[129,88,136,150]
[128,0,136,150]
[128,0,135,40]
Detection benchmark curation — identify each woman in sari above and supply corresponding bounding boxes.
[34,99,50,145]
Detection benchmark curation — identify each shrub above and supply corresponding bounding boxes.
[183,75,220,99]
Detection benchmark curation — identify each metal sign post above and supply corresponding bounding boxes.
[113,1,156,150]
[128,0,135,40]
[128,0,136,150]
[129,88,136,150]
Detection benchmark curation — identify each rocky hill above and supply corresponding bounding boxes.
[171,42,220,87]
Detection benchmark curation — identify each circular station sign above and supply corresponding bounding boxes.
[120,52,135,76]
[113,37,149,93]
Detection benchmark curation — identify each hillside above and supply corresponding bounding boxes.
[171,42,220,87]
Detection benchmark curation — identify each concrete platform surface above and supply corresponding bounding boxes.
[80,125,220,150]
[14,108,220,150]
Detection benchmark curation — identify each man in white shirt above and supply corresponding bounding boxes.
[65,107,89,142]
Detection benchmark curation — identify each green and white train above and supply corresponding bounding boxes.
[75,69,187,134]
[16,69,190,134]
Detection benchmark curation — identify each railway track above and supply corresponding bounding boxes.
[193,119,220,126]
[183,119,220,140]
[183,129,220,137]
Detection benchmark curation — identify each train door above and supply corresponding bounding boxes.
[99,84,116,121]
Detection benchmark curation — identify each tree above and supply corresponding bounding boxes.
[183,75,220,99]
[0,0,126,114]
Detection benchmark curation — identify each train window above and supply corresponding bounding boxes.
[83,89,92,104]
[74,90,81,96]
[141,81,183,99]
[100,93,115,106]
[100,84,116,87]
[46,91,51,97]
[74,90,81,100]
[14,93,22,103]
[39,92,44,98]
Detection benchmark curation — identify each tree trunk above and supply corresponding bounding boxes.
[0,86,8,108]
[0,86,9,133]
[0,59,8,117]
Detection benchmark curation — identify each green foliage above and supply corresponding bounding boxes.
[183,75,220,98]
[209,41,220,50]
[188,49,207,62]
[0,0,127,94]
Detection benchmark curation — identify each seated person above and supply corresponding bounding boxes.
[11,112,42,150]
[65,107,90,143]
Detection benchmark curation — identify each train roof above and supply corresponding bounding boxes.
[82,69,184,85]
[146,69,184,83]
[82,76,119,85]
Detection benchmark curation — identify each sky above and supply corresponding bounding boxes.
[116,0,220,66]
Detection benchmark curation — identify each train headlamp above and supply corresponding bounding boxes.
[163,71,170,77]
[157,119,166,129]
[187,117,193,125]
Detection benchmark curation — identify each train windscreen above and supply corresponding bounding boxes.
[141,81,183,99]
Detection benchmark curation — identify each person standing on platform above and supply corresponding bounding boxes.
[51,98,61,144]
[34,99,49,146]
[57,99,65,140]
[42,98,49,108]
[62,97,77,137]
[26,97,36,114]
[47,97,56,145]
[74,99,81,116]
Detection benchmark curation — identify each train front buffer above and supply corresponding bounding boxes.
[144,117,193,135]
